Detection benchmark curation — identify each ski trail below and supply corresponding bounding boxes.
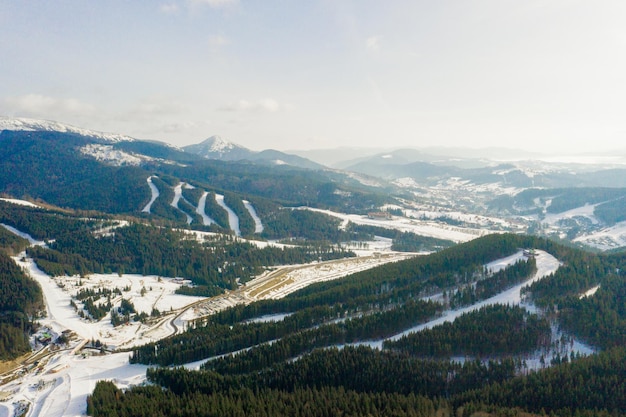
[196,192,216,226]
[141,176,159,213]
[215,194,241,236]
[171,182,193,224]
[1,223,46,246]
[362,250,561,349]
[243,200,264,233]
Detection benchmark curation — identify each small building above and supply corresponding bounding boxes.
[367,211,392,220]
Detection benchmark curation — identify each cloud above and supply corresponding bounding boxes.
[128,97,186,118]
[159,3,179,13]
[161,120,199,133]
[3,94,96,118]
[208,34,230,48]
[366,35,382,52]
[189,0,238,9]
[218,98,282,113]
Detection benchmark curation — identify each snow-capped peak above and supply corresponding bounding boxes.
[206,135,235,153]
[0,116,135,143]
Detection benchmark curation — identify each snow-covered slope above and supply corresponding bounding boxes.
[0,116,135,142]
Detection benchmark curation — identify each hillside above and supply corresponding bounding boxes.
[2,118,626,416]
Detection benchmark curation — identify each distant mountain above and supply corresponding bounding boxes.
[0,118,389,221]
[183,136,325,169]
[182,135,254,161]
[342,149,626,190]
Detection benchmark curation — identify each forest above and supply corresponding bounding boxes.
[0,249,44,360]
[27,222,355,293]
[107,233,626,416]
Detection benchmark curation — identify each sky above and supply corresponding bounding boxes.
[1,0,626,153]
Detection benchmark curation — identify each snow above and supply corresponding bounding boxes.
[0,116,135,143]
[243,200,264,233]
[0,222,592,415]
[393,177,420,188]
[215,194,241,236]
[196,192,216,226]
[0,224,45,246]
[542,203,600,226]
[79,144,144,166]
[365,250,561,348]
[300,207,491,243]
[246,313,292,323]
[0,198,40,208]
[207,135,235,153]
[485,251,526,273]
[141,176,159,213]
[171,182,193,224]
[573,221,626,250]
[0,226,207,417]
[580,285,600,299]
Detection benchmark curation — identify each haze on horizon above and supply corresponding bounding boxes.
[1,1,626,154]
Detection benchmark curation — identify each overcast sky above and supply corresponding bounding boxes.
[2,1,626,152]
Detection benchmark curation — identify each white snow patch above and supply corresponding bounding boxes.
[79,144,144,166]
[0,198,41,208]
[580,285,600,299]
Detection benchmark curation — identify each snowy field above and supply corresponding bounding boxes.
[301,207,492,243]
[573,221,626,250]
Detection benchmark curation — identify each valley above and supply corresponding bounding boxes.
[0,223,567,417]
[1,120,626,416]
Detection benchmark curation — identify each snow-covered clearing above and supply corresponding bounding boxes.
[80,144,144,166]
[14,254,204,349]
[215,194,241,236]
[243,200,264,233]
[141,176,159,213]
[573,221,626,250]
[301,207,491,243]
[196,192,216,226]
[542,203,600,226]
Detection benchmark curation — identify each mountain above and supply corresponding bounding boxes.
[182,135,254,161]
[343,150,626,190]
[0,118,389,221]
[0,116,136,143]
[183,136,325,169]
